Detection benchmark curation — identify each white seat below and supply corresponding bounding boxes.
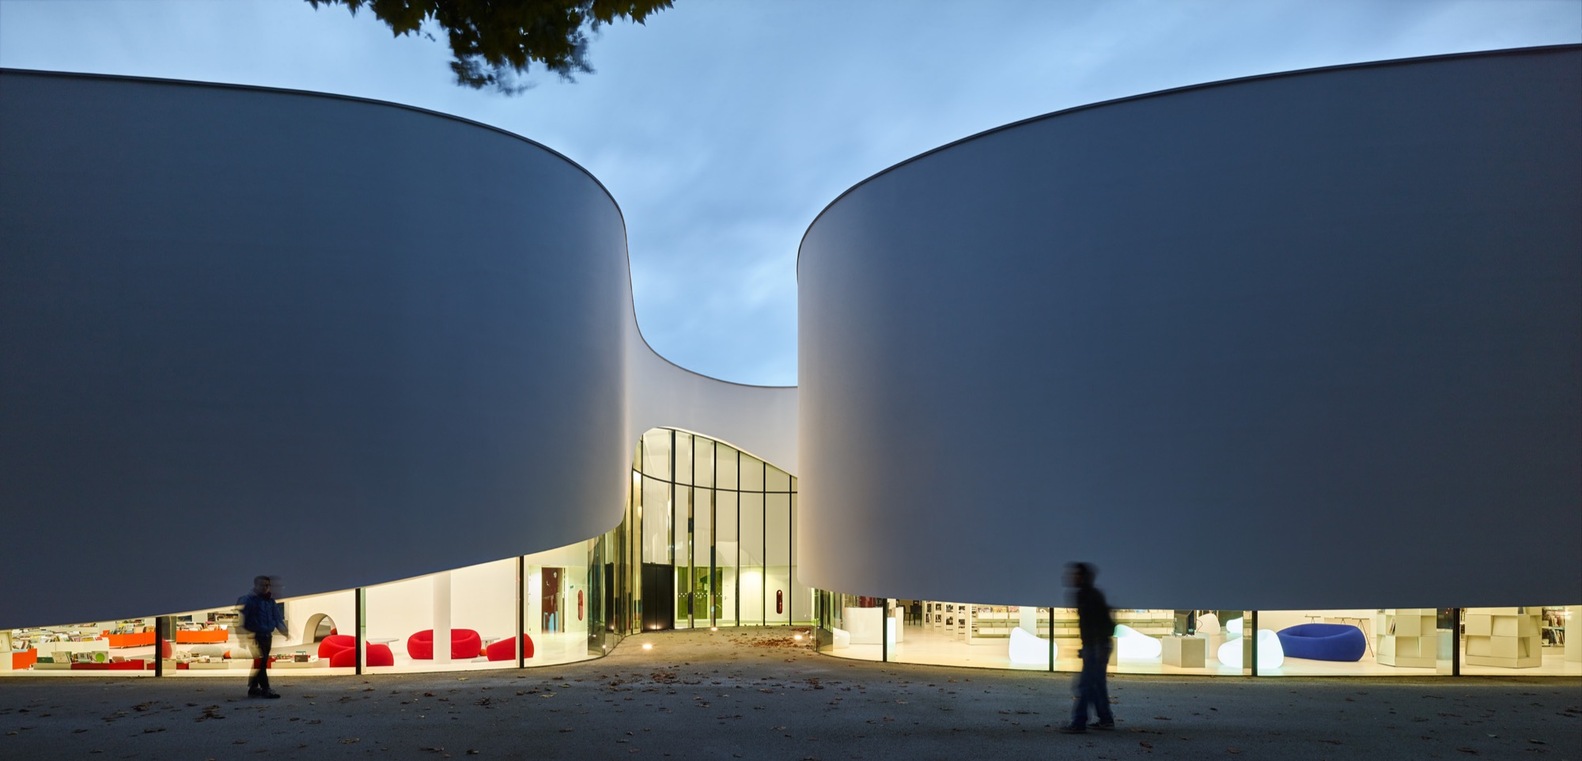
[1008,626,1055,666]
[1115,624,1163,660]
[1217,628,1284,669]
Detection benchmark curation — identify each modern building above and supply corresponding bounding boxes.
[1,45,1577,680]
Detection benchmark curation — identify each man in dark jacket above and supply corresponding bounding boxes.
[1061,562,1115,733]
[238,575,288,699]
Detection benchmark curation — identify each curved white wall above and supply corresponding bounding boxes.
[798,47,1581,609]
[6,47,1575,629]
[0,72,635,626]
[627,331,798,475]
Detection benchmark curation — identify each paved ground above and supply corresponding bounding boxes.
[3,628,1579,760]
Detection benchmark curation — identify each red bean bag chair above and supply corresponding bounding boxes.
[329,643,393,668]
[406,629,482,660]
[318,634,356,660]
[366,643,394,667]
[485,634,535,661]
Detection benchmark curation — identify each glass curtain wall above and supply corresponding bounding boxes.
[2,617,158,677]
[626,428,804,631]
[816,596,1581,678]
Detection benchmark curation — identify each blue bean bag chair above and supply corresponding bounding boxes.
[1276,623,1366,662]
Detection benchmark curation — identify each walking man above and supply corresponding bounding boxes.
[238,575,287,699]
[1061,561,1115,733]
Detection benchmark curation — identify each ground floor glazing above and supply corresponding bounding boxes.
[3,429,1572,680]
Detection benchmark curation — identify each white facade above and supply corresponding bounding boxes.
[798,46,1581,610]
[1,45,1578,634]
[0,71,794,628]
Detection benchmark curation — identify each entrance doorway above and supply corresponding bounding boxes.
[541,567,563,633]
[639,564,674,631]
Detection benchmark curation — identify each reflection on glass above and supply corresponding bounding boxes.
[766,464,791,493]
[740,492,765,625]
[693,436,714,488]
[716,443,738,490]
[674,431,692,486]
[765,493,791,624]
[740,454,764,492]
[692,486,714,626]
[674,486,694,629]
[789,492,811,624]
[642,429,671,479]
[716,491,739,626]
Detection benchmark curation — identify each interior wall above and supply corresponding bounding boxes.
[1259,609,1377,634]
[449,560,518,643]
[280,591,357,647]
[364,576,435,646]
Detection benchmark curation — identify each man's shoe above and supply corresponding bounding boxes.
[259,690,282,699]
[1058,724,1087,734]
[246,688,262,697]
[1093,721,1116,731]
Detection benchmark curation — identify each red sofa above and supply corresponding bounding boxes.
[407,629,482,660]
[485,634,535,661]
[317,634,356,660]
[329,643,393,668]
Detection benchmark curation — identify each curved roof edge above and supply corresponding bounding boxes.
[0,68,625,217]
[0,66,794,391]
[794,43,1582,277]
[633,338,797,391]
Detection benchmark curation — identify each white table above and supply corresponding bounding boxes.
[1161,636,1206,668]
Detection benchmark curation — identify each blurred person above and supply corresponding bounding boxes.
[238,575,287,699]
[1060,562,1115,733]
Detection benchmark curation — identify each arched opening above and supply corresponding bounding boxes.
[300,613,337,643]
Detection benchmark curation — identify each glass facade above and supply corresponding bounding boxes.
[2,428,805,679]
[628,428,808,631]
[814,597,1580,678]
[0,617,157,677]
[4,428,1572,681]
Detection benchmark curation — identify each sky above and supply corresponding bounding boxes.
[1,0,1577,386]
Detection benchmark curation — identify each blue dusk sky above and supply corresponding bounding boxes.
[2,0,1577,385]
